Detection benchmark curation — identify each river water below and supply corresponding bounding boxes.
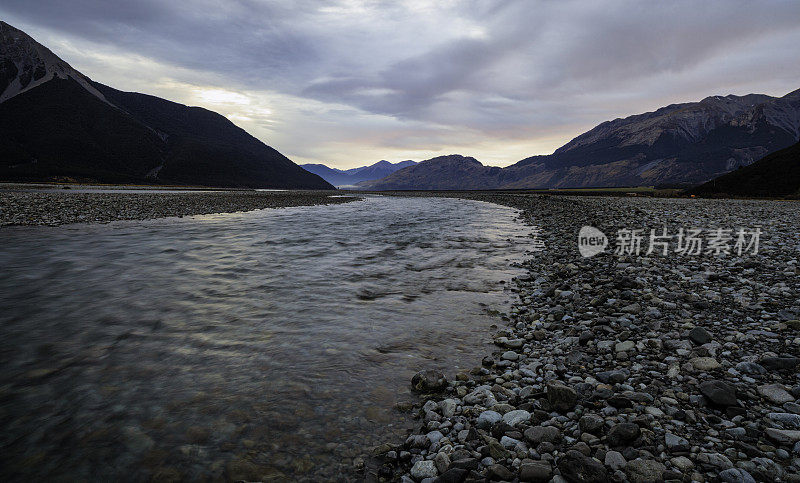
[0,195,531,481]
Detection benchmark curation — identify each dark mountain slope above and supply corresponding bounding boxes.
[94,83,330,188]
[0,77,164,183]
[689,141,800,198]
[0,20,332,188]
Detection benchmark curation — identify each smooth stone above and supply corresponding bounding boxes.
[503,409,531,426]
[625,458,665,483]
[519,460,553,482]
[719,468,757,483]
[615,340,635,353]
[758,384,795,404]
[735,361,766,375]
[579,414,604,434]
[696,452,733,470]
[525,425,561,444]
[488,464,515,481]
[665,432,690,452]
[690,357,721,371]
[604,450,626,471]
[768,412,800,429]
[410,460,438,480]
[501,350,520,361]
[699,380,738,406]
[547,382,578,412]
[689,326,712,345]
[476,410,502,429]
[765,428,800,444]
[670,456,694,471]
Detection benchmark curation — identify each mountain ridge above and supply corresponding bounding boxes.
[361,88,800,190]
[301,159,417,186]
[0,20,333,189]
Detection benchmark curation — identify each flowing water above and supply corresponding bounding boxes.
[0,195,531,481]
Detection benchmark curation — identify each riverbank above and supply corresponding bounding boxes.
[371,193,800,482]
[0,187,360,226]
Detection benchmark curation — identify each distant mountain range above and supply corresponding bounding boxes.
[301,160,417,187]
[689,141,800,198]
[361,89,800,190]
[0,21,332,189]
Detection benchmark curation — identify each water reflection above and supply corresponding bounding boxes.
[0,196,530,480]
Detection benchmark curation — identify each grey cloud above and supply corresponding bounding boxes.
[1,0,799,161]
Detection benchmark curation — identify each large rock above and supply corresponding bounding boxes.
[688,326,712,344]
[519,460,552,482]
[757,384,795,404]
[476,410,502,429]
[547,382,578,412]
[664,432,690,452]
[524,425,561,444]
[625,458,665,483]
[690,357,721,371]
[502,409,531,427]
[410,460,438,480]
[411,370,447,393]
[607,422,640,447]
[557,450,608,483]
[719,468,757,483]
[765,428,800,444]
[699,380,738,406]
[759,357,800,371]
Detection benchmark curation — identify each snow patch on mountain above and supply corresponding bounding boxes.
[0,21,109,105]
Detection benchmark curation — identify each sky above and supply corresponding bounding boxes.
[2,1,799,169]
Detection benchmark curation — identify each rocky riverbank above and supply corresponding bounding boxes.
[0,186,359,226]
[371,194,800,482]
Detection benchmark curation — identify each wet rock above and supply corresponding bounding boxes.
[735,362,766,375]
[411,370,448,393]
[760,357,800,371]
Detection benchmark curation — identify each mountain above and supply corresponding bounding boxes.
[356,155,503,190]
[0,21,332,189]
[361,89,800,190]
[688,141,800,198]
[300,159,417,187]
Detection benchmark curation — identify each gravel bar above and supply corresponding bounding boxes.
[366,193,800,483]
[0,188,360,226]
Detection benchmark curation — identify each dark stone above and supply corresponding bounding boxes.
[450,458,480,471]
[411,369,448,393]
[488,464,515,481]
[688,326,712,345]
[607,423,641,447]
[596,370,628,384]
[519,460,552,482]
[557,450,608,483]
[607,396,634,409]
[547,382,578,412]
[699,380,738,407]
[760,357,800,372]
[437,467,468,483]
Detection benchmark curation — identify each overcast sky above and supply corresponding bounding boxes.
[2,0,799,168]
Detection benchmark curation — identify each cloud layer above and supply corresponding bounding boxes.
[2,0,800,167]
